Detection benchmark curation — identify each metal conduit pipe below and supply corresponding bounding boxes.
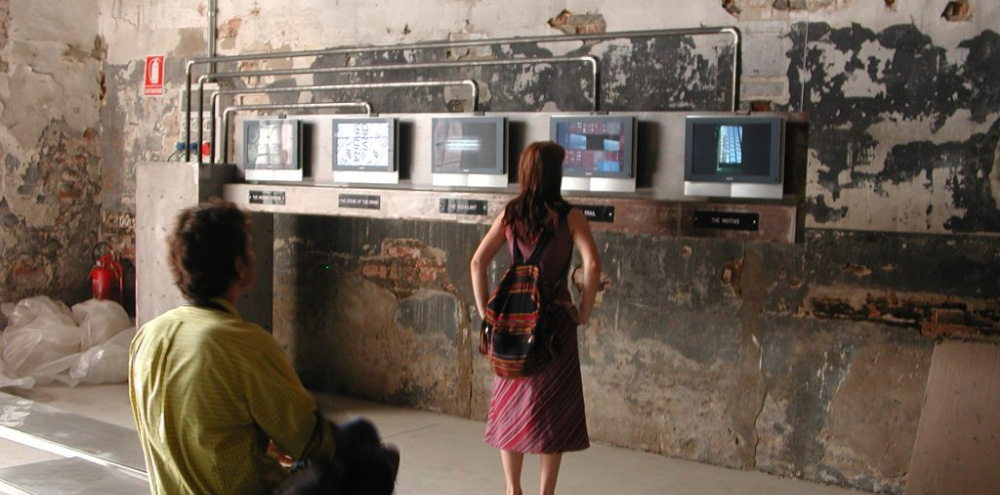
[185,26,739,160]
[197,74,212,161]
[208,0,216,73]
[206,55,599,109]
[190,26,737,65]
[196,56,596,160]
[220,102,373,164]
[207,79,478,165]
[208,96,375,163]
[195,56,598,160]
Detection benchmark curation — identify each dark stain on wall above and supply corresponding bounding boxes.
[764,324,849,477]
[787,24,1000,231]
[0,0,8,52]
[802,229,1000,296]
[756,317,931,494]
[781,229,1000,334]
[273,214,481,417]
[600,34,734,111]
[595,234,745,366]
[100,63,144,256]
[396,292,459,340]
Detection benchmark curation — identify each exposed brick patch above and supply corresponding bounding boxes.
[359,239,451,298]
[219,17,242,50]
[547,9,607,36]
[0,121,102,305]
[941,0,973,21]
[11,255,52,290]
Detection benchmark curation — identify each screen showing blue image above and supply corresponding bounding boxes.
[549,116,635,178]
[717,125,744,169]
[684,115,784,186]
[690,122,773,178]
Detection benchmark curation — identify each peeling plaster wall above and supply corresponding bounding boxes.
[92,1,1000,494]
[0,0,103,312]
[790,23,1000,233]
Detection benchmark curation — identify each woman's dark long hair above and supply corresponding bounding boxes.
[502,141,568,243]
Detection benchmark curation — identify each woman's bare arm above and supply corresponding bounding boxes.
[470,211,507,319]
[567,208,601,324]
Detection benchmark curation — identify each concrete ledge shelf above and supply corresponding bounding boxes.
[223,182,799,243]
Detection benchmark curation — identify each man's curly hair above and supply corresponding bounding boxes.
[168,199,251,302]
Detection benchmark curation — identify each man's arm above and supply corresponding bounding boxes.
[244,329,336,462]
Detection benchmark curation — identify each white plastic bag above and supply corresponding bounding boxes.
[2,296,80,385]
[2,313,81,380]
[0,358,36,389]
[4,296,75,330]
[69,327,136,385]
[71,299,131,349]
[1,296,135,388]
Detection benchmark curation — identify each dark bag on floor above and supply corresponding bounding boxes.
[479,213,565,378]
[274,418,399,495]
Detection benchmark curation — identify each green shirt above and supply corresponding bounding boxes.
[129,298,334,495]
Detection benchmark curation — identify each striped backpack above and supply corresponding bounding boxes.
[479,219,563,378]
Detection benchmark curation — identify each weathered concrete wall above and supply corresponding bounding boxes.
[272,216,947,493]
[88,1,1000,494]
[0,0,104,312]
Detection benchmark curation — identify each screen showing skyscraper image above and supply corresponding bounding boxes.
[334,121,392,169]
[717,125,744,169]
[244,120,298,170]
[553,120,627,175]
[689,122,774,179]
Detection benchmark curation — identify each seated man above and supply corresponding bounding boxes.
[129,200,397,495]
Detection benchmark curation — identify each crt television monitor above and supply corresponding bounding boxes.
[242,118,302,171]
[431,116,507,175]
[549,115,636,179]
[684,115,784,184]
[331,117,398,172]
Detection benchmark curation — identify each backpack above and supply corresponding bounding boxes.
[478,212,566,378]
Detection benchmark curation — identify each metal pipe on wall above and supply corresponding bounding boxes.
[196,55,599,162]
[221,102,373,164]
[209,79,479,164]
[184,27,740,161]
[190,26,737,66]
[208,0,216,70]
[207,55,599,109]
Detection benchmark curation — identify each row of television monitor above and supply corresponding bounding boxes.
[242,114,784,196]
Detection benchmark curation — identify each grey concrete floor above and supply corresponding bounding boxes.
[0,384,864,495]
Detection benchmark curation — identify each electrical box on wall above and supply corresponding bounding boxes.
[179,83,221,157]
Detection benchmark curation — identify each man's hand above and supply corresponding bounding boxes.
[267,440,295,468]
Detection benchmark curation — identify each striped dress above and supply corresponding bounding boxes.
[483,214,590,454]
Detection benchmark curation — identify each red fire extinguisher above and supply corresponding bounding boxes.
[90,246,124,305]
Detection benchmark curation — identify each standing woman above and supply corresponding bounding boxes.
[470,141,602,495]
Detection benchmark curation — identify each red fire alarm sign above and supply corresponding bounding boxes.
[144,55,165,96]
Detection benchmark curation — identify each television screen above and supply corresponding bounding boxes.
[431,116,506,175]
[331,118,397,172]
[242,119,301,170]
[685,116,784,184]
[549,115,636,178]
